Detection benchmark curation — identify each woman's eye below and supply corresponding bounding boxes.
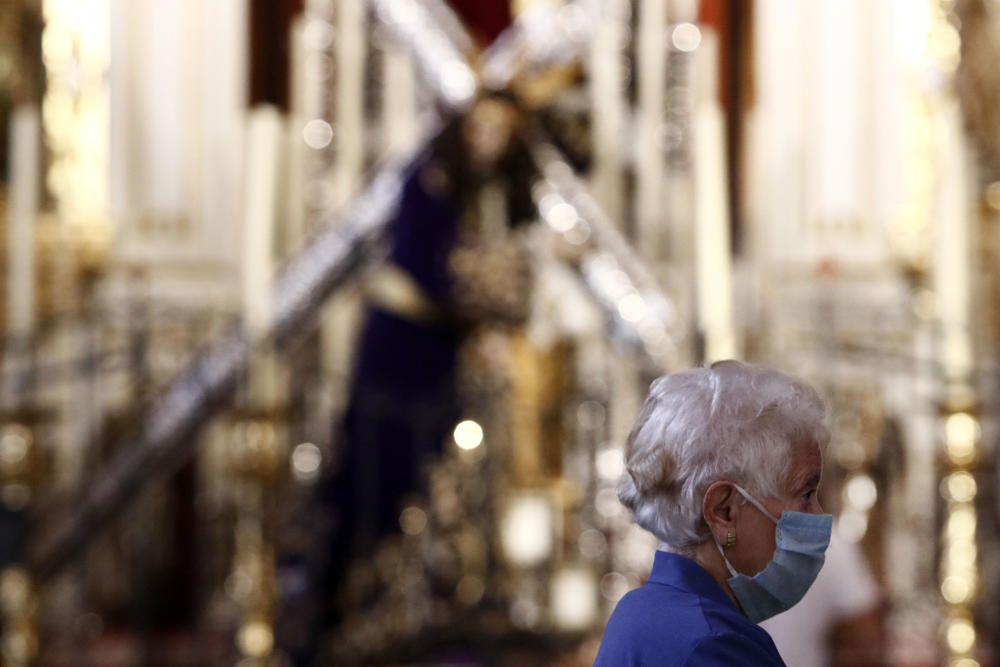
[803,489,816,502]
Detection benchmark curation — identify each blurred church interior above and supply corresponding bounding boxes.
[2,0,1000,665]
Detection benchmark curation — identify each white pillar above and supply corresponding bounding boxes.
[199,0,249,265]
[111,0,248,268]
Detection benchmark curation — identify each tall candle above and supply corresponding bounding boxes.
[933,101,972,384]
[588,0,626,225]
[242,106,284,340]
[242,106,284,407]
[635,0,667,257]
[285,14,307,251]
[335,0,365,209]
[6,105,40,341]
[692,30,736,361]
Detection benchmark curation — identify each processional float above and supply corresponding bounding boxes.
[19,1,680,663]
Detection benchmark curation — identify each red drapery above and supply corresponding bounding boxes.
[445,0,513,47]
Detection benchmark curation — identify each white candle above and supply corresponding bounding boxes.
[242,106,284,340]
[635,0,667,256]
[242,106,285,407]
[335,0,365,210]
[285,14,308,251]
[6,105,40,341]
[933,101,973,383]
[692,30,736,361]
[588,0,626,225]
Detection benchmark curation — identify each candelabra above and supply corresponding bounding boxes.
[0,412,49,667]
[224,400,286,666]
[921,1,984,664]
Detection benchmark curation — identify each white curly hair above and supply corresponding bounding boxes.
[617,360,829,553]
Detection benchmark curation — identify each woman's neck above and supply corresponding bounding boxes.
[692,542,741,609]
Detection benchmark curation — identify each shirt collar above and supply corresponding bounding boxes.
[647,550,740,612]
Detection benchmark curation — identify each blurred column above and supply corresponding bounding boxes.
[588,0,628,227]
[110,0,248,297]
[200,0,250,267]
[658,3,700,366]
[43,0,110,233]
[109,0,184,236]
[320,0,365,418]
[42,0,109,494]
[635,0,667,259]
[4,106,40,406]
[334,0,365,210]
[933,94,981,667]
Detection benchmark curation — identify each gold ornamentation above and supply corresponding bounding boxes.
[0,567,37,667]
[225,409,285,665]
[448,231,533,325]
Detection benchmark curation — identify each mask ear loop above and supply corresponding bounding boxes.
[713,482,781,578]
[713,535,739,577]
[731,483,780,524]
[709,482,777,578]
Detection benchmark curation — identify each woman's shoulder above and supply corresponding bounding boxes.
[595,583,785,666]
[594,583,715,664]
[683,630,787,666]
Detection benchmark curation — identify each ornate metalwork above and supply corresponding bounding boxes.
[0,414,47,667]
[370,0,476,113]
[532,142,678,371]
[225,410,286,666]
[31,15,675,659]
[0,567,36,667]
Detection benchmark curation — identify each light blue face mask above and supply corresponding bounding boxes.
[714,483,833,623]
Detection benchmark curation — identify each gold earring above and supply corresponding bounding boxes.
[724,530,736,549]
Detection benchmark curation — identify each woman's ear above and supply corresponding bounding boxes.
[702,480,740,537]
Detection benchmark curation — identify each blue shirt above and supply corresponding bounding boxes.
[594,551,786,666]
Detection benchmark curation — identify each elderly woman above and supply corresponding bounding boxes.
[595,361,832,666]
